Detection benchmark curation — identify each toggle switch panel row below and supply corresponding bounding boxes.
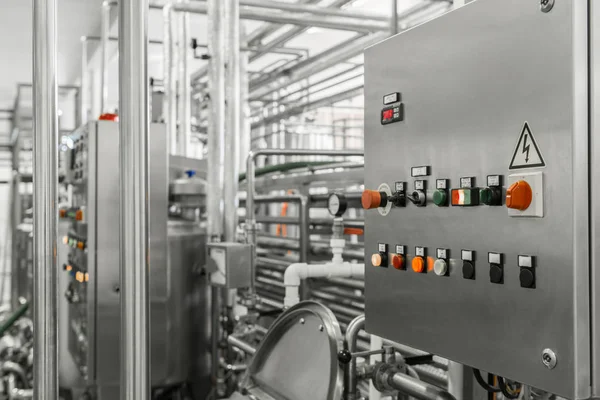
[371,244,537,289]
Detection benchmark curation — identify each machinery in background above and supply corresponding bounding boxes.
[58,121,210,399]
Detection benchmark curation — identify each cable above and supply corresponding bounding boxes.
[497,377,521,399]
[473,369,500,393]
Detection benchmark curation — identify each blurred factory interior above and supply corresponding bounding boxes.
[0,0,594,399]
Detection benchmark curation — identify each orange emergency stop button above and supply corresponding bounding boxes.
[412,256,425,273]
[362,190,383,210]
[506,180,532,211]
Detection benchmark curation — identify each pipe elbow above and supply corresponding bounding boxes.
[283,263,308,287]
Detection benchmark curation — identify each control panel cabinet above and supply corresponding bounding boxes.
[60,121,169,398]
[364,1,595,398]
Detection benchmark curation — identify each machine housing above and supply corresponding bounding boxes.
[364,1,596,398]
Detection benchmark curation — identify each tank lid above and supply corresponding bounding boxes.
[237,301,344,400]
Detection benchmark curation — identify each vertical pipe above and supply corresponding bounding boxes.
[207,0,226,386]
[345,314,366,400]
[118,0,150,398]
[390,0,398,35]
[207,0,226,241]
[224,0,240,242]
[100,1,111,114]
[177,1,191,157]
[239,30,250,175]
[163,3,178,155]
[81,37,89,125]
[32,0,58,397]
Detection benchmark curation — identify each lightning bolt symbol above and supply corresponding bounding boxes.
[522,134,530,163]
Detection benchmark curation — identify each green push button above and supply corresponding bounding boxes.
[480,188,492,205]
[433,190,447,206]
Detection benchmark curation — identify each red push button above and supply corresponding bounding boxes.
[391,254,404,270]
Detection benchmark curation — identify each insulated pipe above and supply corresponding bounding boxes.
[100,1,114,114]
[163,3,178,155]
[223,0,241,242]
[177,0,191,157]
[345,315,366,400]
[33,0,59,396]
[283,262,365,307]
[118,0,150,397]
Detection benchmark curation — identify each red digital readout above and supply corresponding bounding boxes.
[382,109,393,120]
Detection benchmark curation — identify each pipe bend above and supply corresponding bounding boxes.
[283,263,309,287]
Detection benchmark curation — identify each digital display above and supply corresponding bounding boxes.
[381,104,404,125]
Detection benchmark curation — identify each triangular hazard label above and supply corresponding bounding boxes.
[509,122,545,170]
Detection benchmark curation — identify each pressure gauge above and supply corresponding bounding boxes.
[327,193,348,217]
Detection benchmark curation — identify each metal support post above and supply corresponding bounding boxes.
[207,0,226,241]
[163,3,178,155]
[224,0,241,242]
[177,0,191,157]
[390,0,398,35]
[100,1,113,114]
[32,0,59,397]
[119,0,150,398]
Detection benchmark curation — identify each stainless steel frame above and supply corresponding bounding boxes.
[32,0,59,397]
[118,0,150,397]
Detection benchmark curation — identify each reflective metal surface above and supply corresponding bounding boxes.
[239,301,344,400]
[118,0,150,396]
[62,122,204,398]
[364,1,589,398]
[32,0,59,395]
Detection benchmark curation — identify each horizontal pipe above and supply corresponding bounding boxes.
[172,1,388,32]
[251,85,364,129]
[227,335,257,355]
[388,371,455,400]
[238,0,389,21]
[81,35,163,45]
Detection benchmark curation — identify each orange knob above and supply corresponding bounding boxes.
[75,209,84,221]
[412,256,425,273]
[506,180,532,211]
[59,209,66,218]
[362,190,384,209]
[391,254,404,270]
[371,253,383,267]
[77,241,85,250]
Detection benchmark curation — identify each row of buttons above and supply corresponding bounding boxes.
[59,207,85,222]
[62,235,86,251]
[63,263,89,283]
[363,174,534,211]
[372,245,536,289]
